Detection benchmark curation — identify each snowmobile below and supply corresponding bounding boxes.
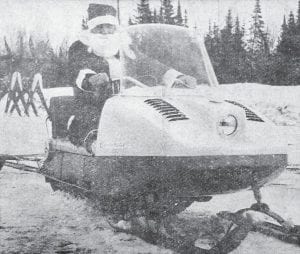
[39,24,288,219]
[0,24,298,252]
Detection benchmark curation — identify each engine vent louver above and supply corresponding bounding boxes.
[225,100,264,122]
[144,99,189,122]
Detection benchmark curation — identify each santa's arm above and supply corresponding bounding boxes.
[68,42,109,91]
[76,69,96,90]
[133,51,187,86]
[140,53,197,88]
[162,69,184,87]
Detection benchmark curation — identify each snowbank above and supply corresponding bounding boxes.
[219,83,300,165]
[219,83,300,126]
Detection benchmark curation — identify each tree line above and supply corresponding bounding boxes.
[131,0,300,86]
[0,32,68,88]
[1,0,300,87]
[129,0,188,26]
[204,0,300,85]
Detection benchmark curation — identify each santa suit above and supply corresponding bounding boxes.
[67,39,115,146]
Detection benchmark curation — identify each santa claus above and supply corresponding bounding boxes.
[67,4,121,146]
[67,3,197,147]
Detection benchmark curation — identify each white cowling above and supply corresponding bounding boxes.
[95,95,287,157]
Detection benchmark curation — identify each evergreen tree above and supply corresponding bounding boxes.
[233,16,245,53]
[276,16,288,55]
[135,0,152,24]
[28,36,35,58]
[220,10,233,47]
[220,10,234,55]
[248,0,269,55]
[225,9,233,33]
[152,8,159,23]
[277,12,300,57]
[205,23,222,80]
[16,31,25,59]
[128,17,135,25]
[184,9,188,27]
[282,15,288,35]
[217,10,233,82]
[272,16,290,85]
[233,17,249,82]
[218,10,244,83]
[205,21,213,52]
[246,0,270,82]
[212,23,221,50]
[58,47,64,58]
[288,11,296,35]
[159,6,164,23]
[297,0,300,32]
[4,37,12,57]
[129,0,189,27]
[162,0,175,24]
[274,11,300,85]
[175,0,183,26]
[3,37,13,74]
[205,12,249,83]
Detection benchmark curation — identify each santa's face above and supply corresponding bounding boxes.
[90,24,116,35]
[82,23,119,58]
[80,21,135,59]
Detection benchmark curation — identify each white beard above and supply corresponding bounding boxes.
[80,31,119,58]
[79,29,136,59]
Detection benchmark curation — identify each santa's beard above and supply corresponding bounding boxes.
[80,31,119,58]
[79,29,136,60]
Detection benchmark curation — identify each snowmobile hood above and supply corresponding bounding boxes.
[95,95,287,157]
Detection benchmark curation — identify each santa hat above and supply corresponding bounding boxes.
[87,4,118,29]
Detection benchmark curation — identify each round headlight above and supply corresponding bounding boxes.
[218,115,238,136]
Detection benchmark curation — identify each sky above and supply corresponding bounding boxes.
[0,0,298,50]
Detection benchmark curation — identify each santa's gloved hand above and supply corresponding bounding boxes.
[174,75,197,88]
[88,73,109,87]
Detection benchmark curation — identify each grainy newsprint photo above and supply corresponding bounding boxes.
[0,0,300,253]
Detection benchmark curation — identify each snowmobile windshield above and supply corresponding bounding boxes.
[120,24,218,95]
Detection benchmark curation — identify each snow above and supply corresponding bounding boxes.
[187,169,300,253]
[219,83,300,165]
[0,167,172,254]
[218,83,300,127]
[1,166,300,253]
[0,96,48,156]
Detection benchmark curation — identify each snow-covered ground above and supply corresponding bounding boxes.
[188,169,300,253]
[1,165,300,253]
[1,83,300,253]
[0,167,173,254]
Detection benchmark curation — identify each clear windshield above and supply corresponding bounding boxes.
[120,24,218,93]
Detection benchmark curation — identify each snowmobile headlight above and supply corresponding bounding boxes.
[217,115,238,136]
